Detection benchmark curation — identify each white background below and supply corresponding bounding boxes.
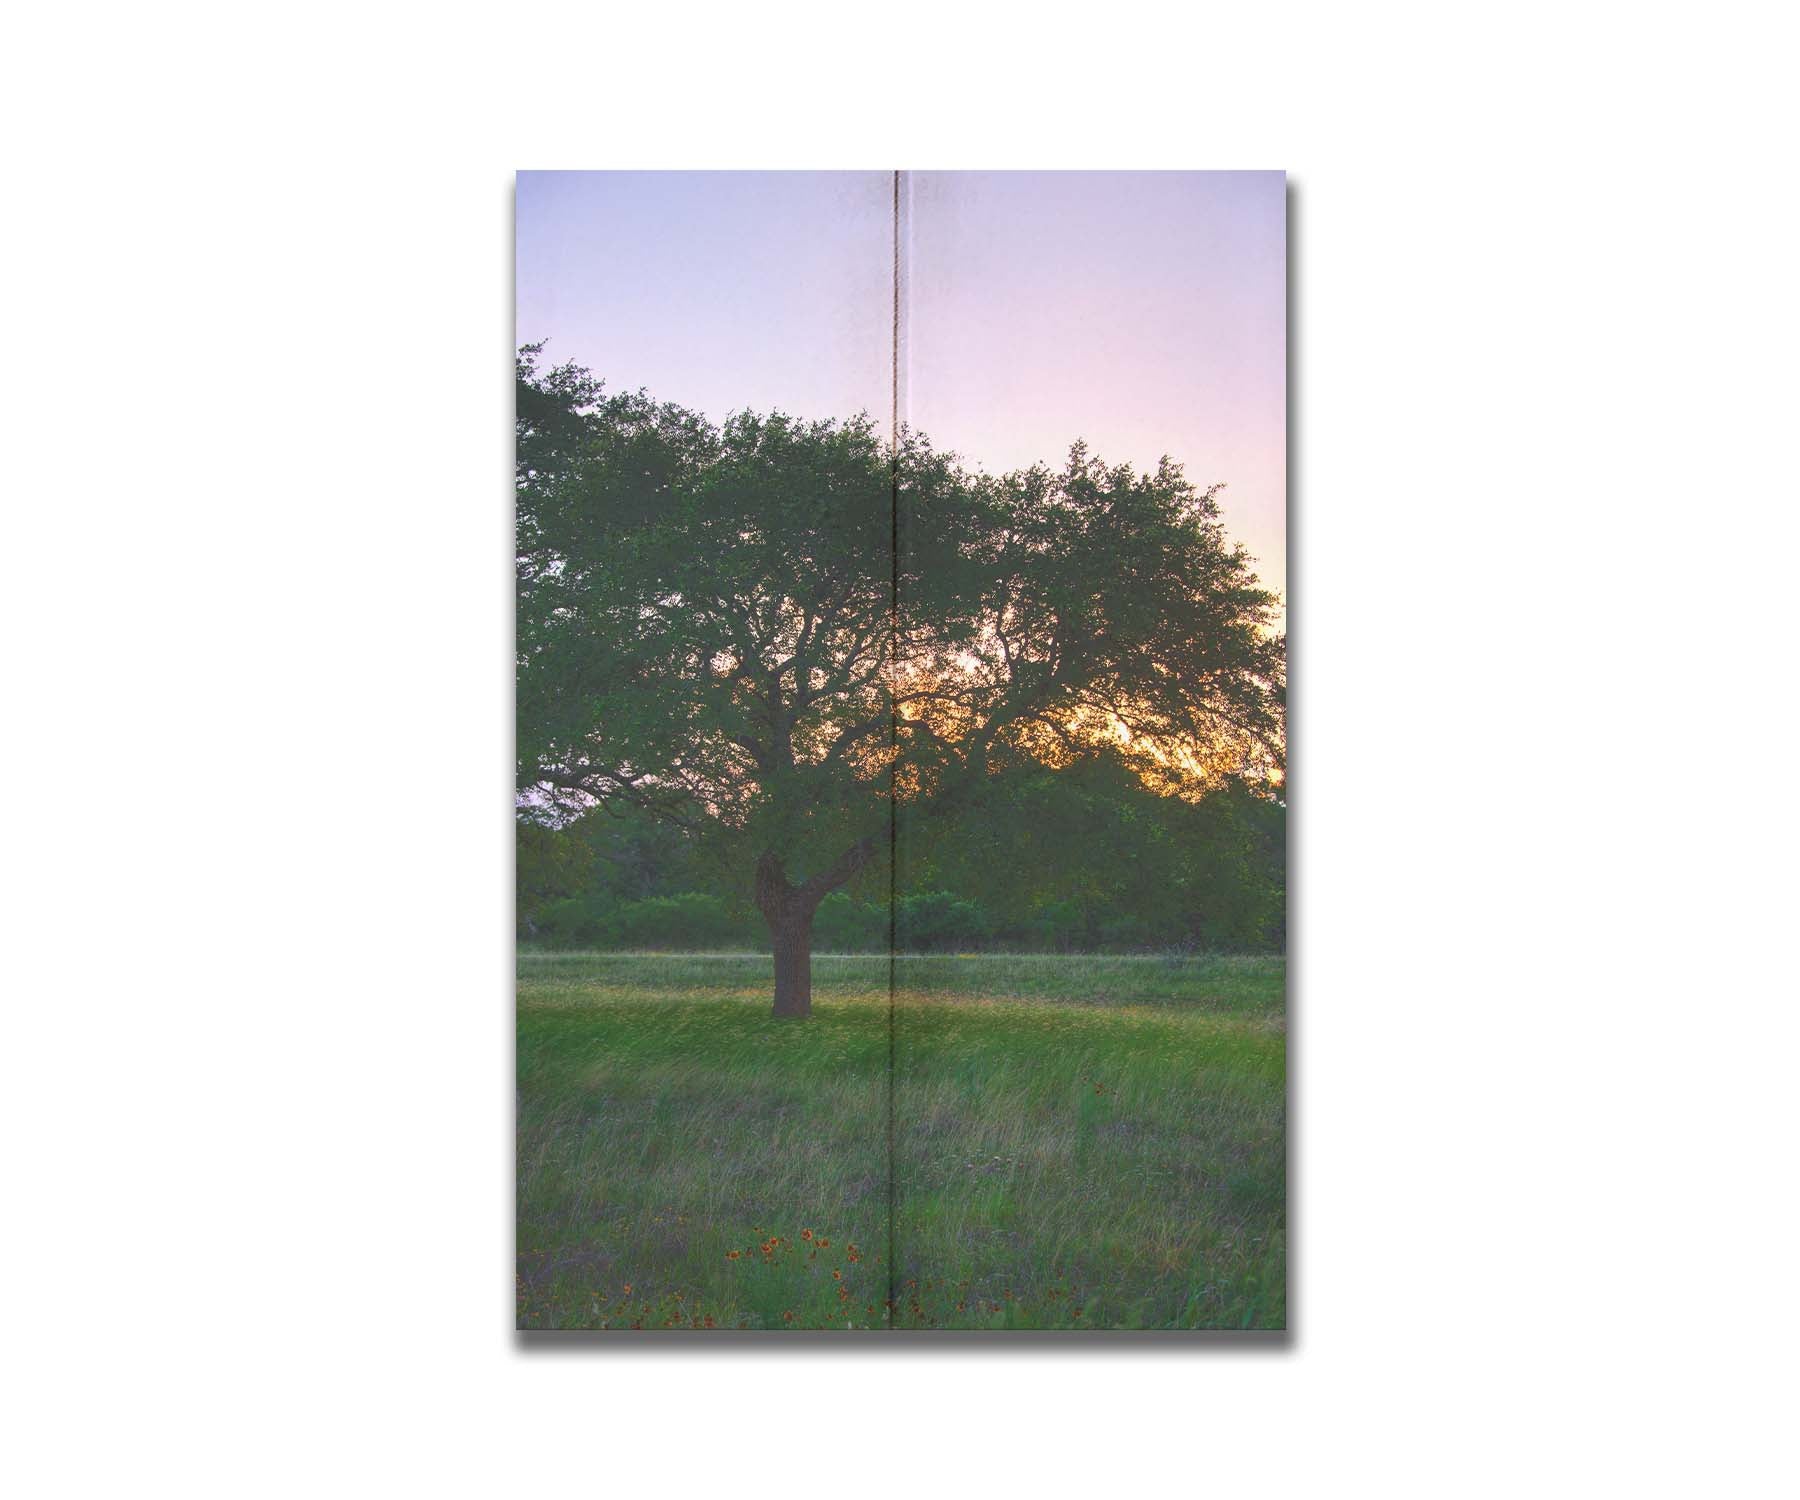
[3,4,1796,1495]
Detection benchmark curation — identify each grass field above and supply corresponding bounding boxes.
[517,951,1285,1331]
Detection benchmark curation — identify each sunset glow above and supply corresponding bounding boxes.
[516,171,1286,604]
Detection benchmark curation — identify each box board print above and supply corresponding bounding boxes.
[516,171,1286,1331]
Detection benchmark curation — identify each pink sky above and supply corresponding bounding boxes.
[517,170,1285,603]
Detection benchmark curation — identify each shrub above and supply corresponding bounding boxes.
[604,893,758,950]
[896,891,990,952]
[535,897,603,949]
[1027,899,1088,952]
[812,893,887,952]
[1096,914,1155,951]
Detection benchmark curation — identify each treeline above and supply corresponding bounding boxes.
[518,755,1284,954]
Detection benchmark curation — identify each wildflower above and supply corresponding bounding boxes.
[832,1269,842,1280]
[817,1238,829,1248]
[783,1310,795,1322]
[622,1284,632,1296]
[726,1250,740,1260]
[800,1229,813,1242]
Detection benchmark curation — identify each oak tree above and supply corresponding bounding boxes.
[516,348,1284,1016]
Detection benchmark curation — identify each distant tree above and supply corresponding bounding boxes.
[516,347,1284,1015]
[515,801,710,940]
[901,756,1286,952]
[515,818,589,937]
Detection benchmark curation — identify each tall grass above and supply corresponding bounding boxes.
[517,952,1284,1330]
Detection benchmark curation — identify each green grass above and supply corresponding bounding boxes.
[517,951,1285,1331]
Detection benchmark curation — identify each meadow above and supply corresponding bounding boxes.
[517,951,1285,1331]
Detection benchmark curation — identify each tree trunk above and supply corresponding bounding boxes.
[753,839,874,1020]
[768,908,815,1019]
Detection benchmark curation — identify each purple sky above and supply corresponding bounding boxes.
[516,170,1285,602]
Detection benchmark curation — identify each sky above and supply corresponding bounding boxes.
[516,170,1285,603]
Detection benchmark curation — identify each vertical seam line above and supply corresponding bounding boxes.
[886,166,900,1329]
